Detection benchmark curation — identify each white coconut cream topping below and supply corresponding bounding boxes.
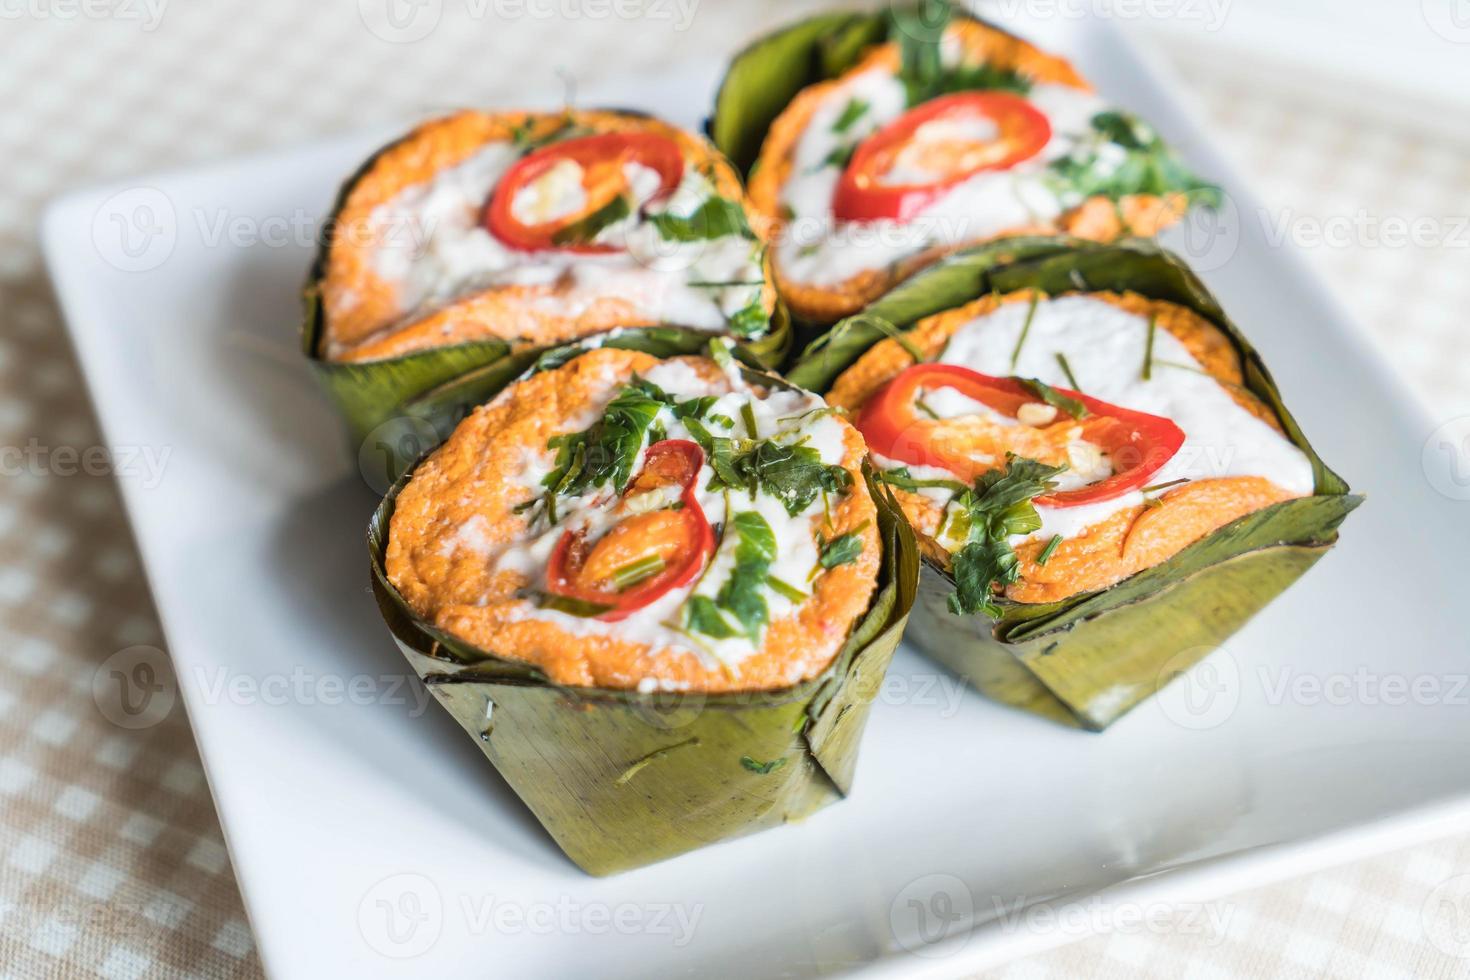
[469,357,854,679]
[885,295,1315,546]
[774,63,1109,287]
[350,140,765,354]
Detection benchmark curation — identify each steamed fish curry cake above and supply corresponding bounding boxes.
[386,347,880,693]
[319,110,775,363]
[826,290,1315,612]
[747,18,1216,322]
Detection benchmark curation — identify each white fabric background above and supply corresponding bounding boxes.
[1,1,1467,977]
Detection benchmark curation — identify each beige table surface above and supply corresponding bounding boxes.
[1,2,1468,977]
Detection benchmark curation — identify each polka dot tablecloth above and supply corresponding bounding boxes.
[1,2,1467,978]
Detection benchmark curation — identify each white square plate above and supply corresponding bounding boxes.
[40,13,1470,979]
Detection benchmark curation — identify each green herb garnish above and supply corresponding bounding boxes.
[649,196,754,242]
[741,756,787,775]
[765,575,809,603]
[946,455,1066,618]
[611,555,666,591]
[833,98,870,134]
[1055,352,1082,392]
[715,511,777,640]
[1142,313,1158,381]
[1017,377,1089,420]
[1036,534,1063,567]
[1009,294,1041,371]
[1048,110,1220,207]
[818,524,867,569]
[549,195,631,247]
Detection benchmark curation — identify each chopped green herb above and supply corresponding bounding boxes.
[818,525,867,569]
[648,196,753,242]
[727,299,770,338]
[1016,377,1089,420]
[818,143,856,171]
[549,194,631,247]
[1036,534,1063,567]
[946,455,1066,618]
[740,756,787,775]
[611,555,665,591]
[1009,294,1041,371]
[1047,110,1220,207]
[1142,313,1158,381]
[832,98,870,134]
[535,594,612,618]
[1055,352,1082,392]
[740,402,760,439]
[878,467,969,495]
[716,511,777,640]
[685,595,740,639]
[1140,478,1190,495]
[915,398,941,421]
[765,575,808,604]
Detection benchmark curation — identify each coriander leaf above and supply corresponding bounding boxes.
[544,381,664,500]
[716,511,777,640]
[1048,110,1220,207]
[727,299,769,338]
[946,455,1066,617]
[819,530,865,569]
[891,0,950,106]
[733,442,852,517]
[685,595,740,639]
[649,197,754,242]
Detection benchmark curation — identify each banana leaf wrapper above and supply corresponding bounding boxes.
[367,379,919,874]
[710,4,980,174]
[788,238,1363,731]
[301,110,791,447]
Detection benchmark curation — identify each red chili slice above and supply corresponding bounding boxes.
[544,439,715,620]
[485,132,684,253]
[855,363,1184,508]
[832,92,1052,224]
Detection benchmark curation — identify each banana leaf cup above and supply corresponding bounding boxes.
[367,348,919,875]
[302,107,791,448]
[787,239,1361,731]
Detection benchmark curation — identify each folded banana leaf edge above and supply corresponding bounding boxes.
[787,237,1363,729]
